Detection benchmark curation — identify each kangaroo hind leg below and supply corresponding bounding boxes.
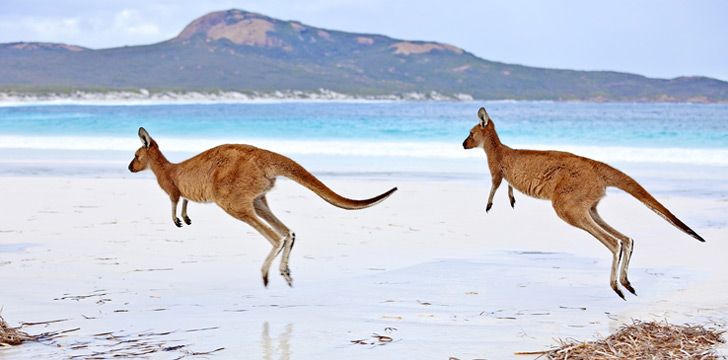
[224,202,285,287]
[254,196,295,287]
[554,202,625,300]
[590,205,635,295]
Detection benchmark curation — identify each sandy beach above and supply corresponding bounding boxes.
[2,0,728,357]
[1,174,726,358]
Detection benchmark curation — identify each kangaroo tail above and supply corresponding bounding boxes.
[598,163,704,242]
[268,152,397,210]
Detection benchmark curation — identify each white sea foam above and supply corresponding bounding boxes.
[0,89,474,106]
[1,135,727,166]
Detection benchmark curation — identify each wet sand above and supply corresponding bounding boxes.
[0,176,726,358]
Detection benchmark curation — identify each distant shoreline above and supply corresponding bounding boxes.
[2,90,726,105]
[0,89,476,106]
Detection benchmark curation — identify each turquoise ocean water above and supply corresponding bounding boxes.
[0,101,727,195]
[1,101,727,147]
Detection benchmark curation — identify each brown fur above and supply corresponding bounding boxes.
[129,128,397,287]
[463,107,704,299]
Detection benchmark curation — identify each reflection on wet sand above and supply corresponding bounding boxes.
[262,322,293,360]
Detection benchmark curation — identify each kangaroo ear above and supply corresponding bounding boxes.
[478,107,490,128]
[138,127,152,148]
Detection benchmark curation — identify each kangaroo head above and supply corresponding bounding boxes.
[128,127,155,172]
[462,107,495,149]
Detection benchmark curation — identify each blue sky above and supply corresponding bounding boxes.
[1,0,726,80]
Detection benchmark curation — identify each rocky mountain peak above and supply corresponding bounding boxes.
[176,9,280,47]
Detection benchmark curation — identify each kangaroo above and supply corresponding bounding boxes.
[128,128,397,287]
[462,107,704,299]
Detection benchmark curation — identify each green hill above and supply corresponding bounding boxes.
[1,9,727,102]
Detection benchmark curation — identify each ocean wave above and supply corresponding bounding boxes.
[1,135,727,166]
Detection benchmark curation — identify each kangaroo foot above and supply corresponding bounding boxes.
[621,279,637,296]
[510,198,516,208]
[262,271,269,288]
[611,282,626,300]
[183,216,192,225]
[280,268,293,287]
[486,202,493,212]
[173,218,182,227]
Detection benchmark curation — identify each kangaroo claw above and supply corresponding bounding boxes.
[281,269,293,287]
[622,281,637,296]
[174,218,182,227]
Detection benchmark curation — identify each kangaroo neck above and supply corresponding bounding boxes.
[482,131,507,163]
[147,147,177,191]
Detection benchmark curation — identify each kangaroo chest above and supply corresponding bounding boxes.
[502,164,562,200]
[178,184,214,203]
[174,173,215,203]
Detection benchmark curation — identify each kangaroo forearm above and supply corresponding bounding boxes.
[508,185,516,208]
[171,199,182,227]
[181,199,189,218]
[486,175,503,212]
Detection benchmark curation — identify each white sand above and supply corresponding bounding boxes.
[0,176,726,358]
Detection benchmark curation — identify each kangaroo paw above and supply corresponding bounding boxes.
[183,216,192,225]
[621,280,637,296]
[486,203,493,212]
[173,218,182,227]
[280,269,293,287]
[262,273,269,288]
[510,198,516,208]
[611,283,626,300]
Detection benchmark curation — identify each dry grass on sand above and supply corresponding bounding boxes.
[0,315,33,346]
[518,320,725,360]
[1,314,78,348]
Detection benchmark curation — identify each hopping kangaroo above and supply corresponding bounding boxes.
[129,128,397,287]
[462,107,704,299]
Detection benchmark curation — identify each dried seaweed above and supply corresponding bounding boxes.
[0,315,33,346]
[517,320,725,359]
[2,313,223,358]
[351,328,399,347]
[68,327,224,359]
[0,314,78,346]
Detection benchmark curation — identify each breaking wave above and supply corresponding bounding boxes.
[1,135,727,166]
